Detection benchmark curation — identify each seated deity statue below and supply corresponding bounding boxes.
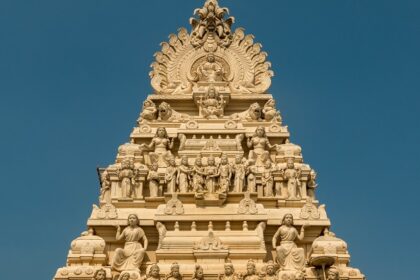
[138,99,157,123]
[283,159,302,200]
[192,264,204,280]
[118,158,137,198]
[247,126,276,166]
[219,261,239,280]
[196,53,227,83]
[146,264,161,280]
[307,169,318,200]
[165,157,177,194]
[147,163,161,197]
[205,156,219,193]
[272,214,307,271]
[218,154,231,193]
[232,155,246,192]
[262,161,274,197]
[92,268,107,280]
[177,156,192,193]
[241,260,259,280]
[261,261,277,280]
[141,127,174,167]
[262,99,281,122]
[198,86,226,119]
[165,262,183,280]
[192,157,206,193]
[112,214,148,272]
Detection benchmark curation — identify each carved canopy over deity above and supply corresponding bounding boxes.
[149,0,273,95]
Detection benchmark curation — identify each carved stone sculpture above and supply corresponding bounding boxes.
[92,268,107,280]
[195,53,228,83]
[272,214,306,271]
[261,161,274,197]
[261,261,277,280]
[195,231,227,250]
[138,99,157,123]
[205,156,219,193]
[246,165,257,192]
[307,169,318,200]
[283,159,302,200]
[141,127,174,167]
[158,102,190,122]
[232,155,246,192]
[237,192,257,214]
[148,163,161,197]
[165,157,178,194]
[218,154,231,193]
[164,193,184,215]
[241,260,259,280]
[146,264,161,280]
[177,156,192,192]
[99,169,111,204]
[165,263,183,280]
[326,267,339,280]
[219,260,239,280]
[156,222,167,250]
[300,197,320,220]
[192,157,206,192]
[247,126,275,166]
[230,102,262,121]
[262,99,281,122]
[118,272,131,280]
[68,228,106,266]
[112,214,148,272]
[198,86,226,119]
[192,264,205,280]
[118,158,137,198]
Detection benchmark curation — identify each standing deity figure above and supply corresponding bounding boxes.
[148,163,161,197]
[192,264,205,280]
[261,261,277,280]
[241,260,259,280]
[146,264,161,280]
[307,169,318,200]
[197,53,227,83]
[141,127,174,167]
[232,155,246,192]
[198,86,226,119]
[112,214,148,272]
[246,165,257,192]
[219,261,239,280]
[177,156,192,193]
[262,161,274,197]
[118,158,137,198]
[218,154,232,193]
[100,169,111,203]
[92,268,107,280]
[262,99,281,122]
[165,262,183,280]
[192,157,206,193]
[139,99,157,122]
[247,126,276,166]
[283,159,302,200]
[165,157,177,194]
[272,214,306,271]
[205,156,219,193]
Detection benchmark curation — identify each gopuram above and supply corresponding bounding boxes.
[53,1,365,280]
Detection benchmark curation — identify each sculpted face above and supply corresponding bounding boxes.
[151,266,160,278]
[224,266,233,276]
[195,158,202,166]
[172,266,180,277]
[169,158,176,166]
[283,214,293,226]
[121,273,130,280]
[151,163,158,171]
[95,270,106,280]
[221,156,228,165]
[181,156,188,165]
[287,160,294,169]
[256,126,265,137]
[196,269,203,279]
[266,266,275,275]
[235,156,242,164]
[265,161,271,169]
[208,157,215,166]
[327,270,339,280]
[157,127,166,138]
[207,53,215,63]
[246,264,255,274]
[128,214,138,226]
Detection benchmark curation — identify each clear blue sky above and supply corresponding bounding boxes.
[0,0,419,279]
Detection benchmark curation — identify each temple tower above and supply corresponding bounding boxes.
[53,1,365,280]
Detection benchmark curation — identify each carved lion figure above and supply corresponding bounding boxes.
[230,102,262,121]
[158,102,190,122]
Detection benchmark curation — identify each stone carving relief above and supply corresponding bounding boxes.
[262,99,282,123]
[197,86,226,119]
[158,102,190,122]
[148,163,161,198]
[260,261,277,280]
[165,262,183,280]
[112,214,148,272]
[261,161,274,197]
[300,198,320,220]
[192,264,205,280]
[247,126,275,166]
[99,169,111,204]
[93,203,118,220]
[165,157,178,194]
[117,158,138,198]
[230,102,262,122]
[138,99,158,123]
[164,193,184,215]
[272,214,307,272]
[155,222,167,250]
[141,127,174,168]
[232,155,246,192]
[194,231,227,250]
[93,268,107,280]
[241,260,259,280]
[68,228,106,266]
[237,192,257,214]
[283,159,302,200]
[218,260,239,280]
[307,169,318,200]
[146,264,161,280]
[177,156,193,193]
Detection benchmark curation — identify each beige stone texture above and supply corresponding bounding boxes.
[53,1,365,280]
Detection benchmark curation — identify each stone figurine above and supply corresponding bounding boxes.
[232,155,246,192]
[262,99,281,122]
[93,268,107,280]
[283,159,302,200]
[141,127,174,167]
[196,53,227,83]
[118,272,130,280]
[247,126,275,166]
[139,99,157,122]
[177,156,192,192]
[112,214,148,272]
[118,158,137,198]
[165,262,183,280]
[148,163,161,197]
[219,261,239,280]
[246,165,257,193]
[192,264,205,280]
[307,169,318,200]
[272,214,307,271]
[100,169,111,203]
[146,264,161,280]
[241,260,259,280]
[165,157,177,194]
[218,154,231,193]
[192,157,206,193]
[205,156,219,193]
[198,86,226,119]
[261,161,274,197]
[261,261,277,280]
